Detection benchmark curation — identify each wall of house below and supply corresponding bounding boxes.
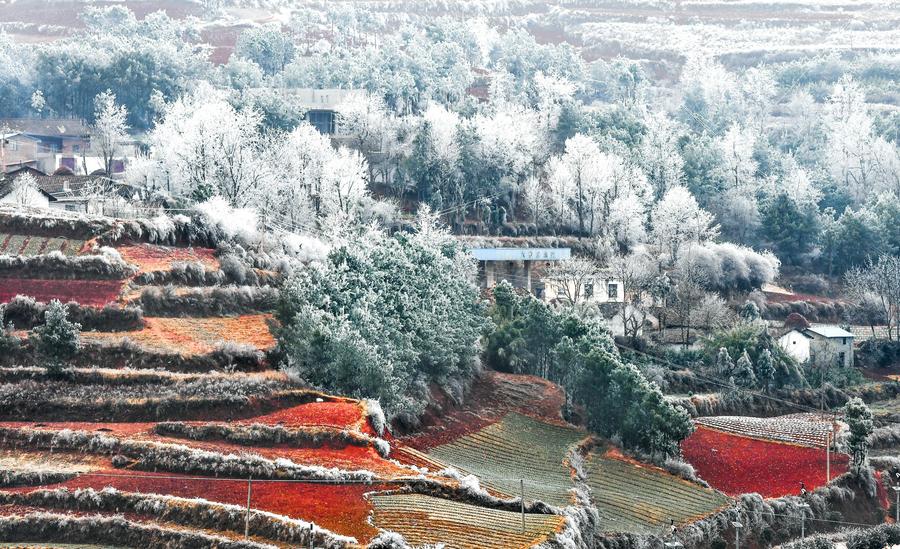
[1,137,42,171]
[778,331,811,364]
[0,187,50,209]
[809,336,854,368]
[543,277,626,305]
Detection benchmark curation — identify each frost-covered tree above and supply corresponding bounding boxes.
[92,90,129,175]
[544,256,599,305]
[844,397,873,475]
[276,210,488,421]
[756,348,776,392]
[734,350,756,387]
[650,186,718,261]
[32,300,80,378]
[137,85,268,206]
[234,25,295,76]
[715,347,734,376]
[639,111,683,198]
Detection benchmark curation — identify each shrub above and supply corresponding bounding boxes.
[0,251,136,280]
[0,305,21,354]
[138,285,278,316]
[31,300,80,377]
[3,295,143,331]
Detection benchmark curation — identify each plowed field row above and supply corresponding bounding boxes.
[370,493,563,549]
[695,414,834,447]
[0,233,84,257]
[426,413,586,507]
[584,450,731,534]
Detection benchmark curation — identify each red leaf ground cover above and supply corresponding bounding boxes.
[0,278,123,306]
[681,425,849,498]
[8,469,386,542]
[236,401,365,430]
[117,244,219,274]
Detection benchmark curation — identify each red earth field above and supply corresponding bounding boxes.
[682,425,849,498]
[80,315,276,354]
[7,466,387,542]
[117,244,219,273]
[0,278,124,306]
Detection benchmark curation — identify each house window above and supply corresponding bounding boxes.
[607,283,618,299]
[839,351,846,365]
[584,283,594,298]
[842,337,847,345]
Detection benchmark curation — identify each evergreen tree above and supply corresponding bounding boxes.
[844,397,874,475]
[755,348,776,393]
[739,300,761,322]
[760,193,819,264]
[0,305,20,354]
[715,347,734,376]
[31,300,80,378]
[734,350,757,387]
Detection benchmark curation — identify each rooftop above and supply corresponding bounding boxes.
[0,118,90,138]
[470,248,571,261]
[805,324,854,339]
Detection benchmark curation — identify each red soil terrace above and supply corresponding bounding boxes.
[681,425,849,498]
[0,278,124,306]
[117,244,219,274]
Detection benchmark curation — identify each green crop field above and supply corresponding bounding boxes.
[370,493,564,549]
[0,233,84,256]
[426,413,586,507]
[585,450,732,534]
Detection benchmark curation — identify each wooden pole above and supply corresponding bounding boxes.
[245,476,252,539]
[826,431,831,484]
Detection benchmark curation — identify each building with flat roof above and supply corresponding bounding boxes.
[470,247,570,298]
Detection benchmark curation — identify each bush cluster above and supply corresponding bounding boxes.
[2,295,142,331]
[0,251,136,280]
[138,285,278,316]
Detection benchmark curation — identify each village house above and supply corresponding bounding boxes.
[542,270,627,305]
[0,118,138,175]
[778,324,855,368]
[471,247,571,299]
[0,175,56,209]
[280,88,354,136]
[3,167,142,214]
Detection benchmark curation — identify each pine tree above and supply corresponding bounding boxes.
[845,397,873,475]
[32,300,80,378]
[755,348,776,392]
[715,347,734,376]
[734,350,757,387]
[739,300,761,322]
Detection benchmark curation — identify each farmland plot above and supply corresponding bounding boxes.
[585,448,731,534]
[0,278,123,306]
[682,425,849,497]
[0,233,85,256]
[425,413,586,507]
[695,414,836,447]
[370,493,564,549]
[80,315,276,355]
[117,244,219,274]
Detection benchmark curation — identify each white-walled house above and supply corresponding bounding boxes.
[778,325,854,368]
[0,177,55,209]
[542,273,626,305]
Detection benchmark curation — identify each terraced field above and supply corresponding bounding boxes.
[370,493,564,549]
[0,233,85,256]
[425,413,586,507]
[695,414,835,448]
[117,243,219,273]
[585,448,731,534]
[0,278,124,306]
[80,314,276,355]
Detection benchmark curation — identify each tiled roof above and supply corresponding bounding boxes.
[0,118,90,138]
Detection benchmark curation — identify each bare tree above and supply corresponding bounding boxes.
[845,255,900,341]
[92,90,129,176]
[545,257,599,305]
[609,251,655,340]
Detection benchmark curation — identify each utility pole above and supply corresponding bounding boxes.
[245,476,253,539]
[732,521,743,549]
[892,486,900,522]
[520,479,526,534]
[798,503,810,538]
